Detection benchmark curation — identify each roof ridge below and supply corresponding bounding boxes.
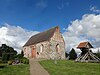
[84,41,89,47]
[41,26,59,32]
[31,26,58,37]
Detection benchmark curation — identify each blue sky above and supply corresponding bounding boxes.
[0,0,100,32]
[0,0,100,53]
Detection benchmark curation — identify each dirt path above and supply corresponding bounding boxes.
[29,59,49,75]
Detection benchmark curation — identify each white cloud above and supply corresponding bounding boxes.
[0,23,39,53]
[63,14,100,53]
[90,6,100,13]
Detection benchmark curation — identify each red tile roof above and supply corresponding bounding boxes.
[77,42,93,48]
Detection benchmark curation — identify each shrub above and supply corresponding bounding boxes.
[0,60,2,63]
[21,50,24,57]
[0,57,2,63]
[2,54,8,63]
[8,60,13,65]
[15,54,23,59]
[21,57,29,64]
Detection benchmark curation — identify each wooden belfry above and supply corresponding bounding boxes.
[75,42,100,62]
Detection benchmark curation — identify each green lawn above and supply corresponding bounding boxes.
[0,64,30,75]
[39,60,100,75]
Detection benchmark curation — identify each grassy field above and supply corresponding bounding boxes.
[0,64,30,75]
[39,60,100,75]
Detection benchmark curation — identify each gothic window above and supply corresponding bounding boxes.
[56,44,60,53]
[37,52,39,55]
[40,44,44,53]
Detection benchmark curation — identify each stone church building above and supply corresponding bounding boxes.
[23,26,65,59]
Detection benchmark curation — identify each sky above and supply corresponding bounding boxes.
[0,0,100,53]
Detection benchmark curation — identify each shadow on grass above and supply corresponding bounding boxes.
[0,64,6,68]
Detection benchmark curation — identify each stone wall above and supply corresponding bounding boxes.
[34,27,65,59]
[23,46,32,58]
[35,41,50,59]
[23,27,65,59]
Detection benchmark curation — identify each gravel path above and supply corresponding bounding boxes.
[29,59,49,75]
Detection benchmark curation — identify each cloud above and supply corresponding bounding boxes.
[0,23,39,53]
[90,6,100,13]
[63,14,100,53]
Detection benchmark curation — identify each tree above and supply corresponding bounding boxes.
[94,52,100,59]
[0,48,2,57]
[69,48,77,60]
[65,52,69,58]
[94,53,100,59]
[0,44,17,62]
[21,50,24,57]
[94,48,100,59]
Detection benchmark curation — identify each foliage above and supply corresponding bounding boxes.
[21,50,24,57]
[0,64,30,75]
[2,54,8,63]
[65,52,69,58]
[15,54,23,59]
[0,44,17,62]
[14,51,24,59]
[14,54,29,64]
[94,52,100,59]
[13,53,29,64]
[39,60,100,75]
[0,50,2,57]
[8,60,13,65]
[21,57,29,64]
[0,60,2,63]
[69,48,77,60]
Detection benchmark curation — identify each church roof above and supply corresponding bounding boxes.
[24,26,59,46]
[77,42,93,48]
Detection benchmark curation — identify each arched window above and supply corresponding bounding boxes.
[40,44,44,53]
[37,52,39,55]
[56,44,60,53]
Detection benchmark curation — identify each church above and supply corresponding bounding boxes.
[23,26,65,59]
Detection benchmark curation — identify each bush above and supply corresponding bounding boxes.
[2,54,8,63]
[21,57,29,64]
[0,57,2,63]
[15,54,23,59]
[8,60,13,65]
[0,60,2,63]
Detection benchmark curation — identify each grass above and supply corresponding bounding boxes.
[39,60,100,75]
[0,64,30,75]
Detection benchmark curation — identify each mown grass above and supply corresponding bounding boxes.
[0,64,30,75]
[39,60,100,75]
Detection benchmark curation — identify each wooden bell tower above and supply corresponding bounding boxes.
[75,42,100,62]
